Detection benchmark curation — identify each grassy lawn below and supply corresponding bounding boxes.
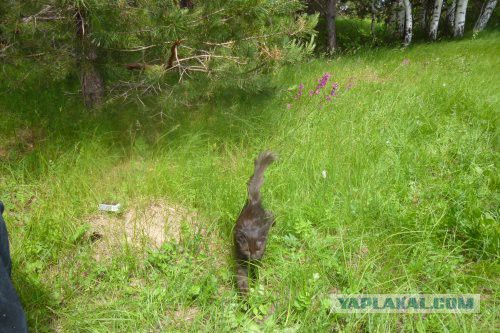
[0,32,498,332]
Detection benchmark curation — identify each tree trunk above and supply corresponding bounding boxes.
[446,0,457,31]
[429,0,444,39]
[397,0,406,37]
[371,2,377,41]
[75,9,104,108]
[453,0,469,37]
[474,0,497,32]
[403,0,413,46]
[81,56,104,108]
[425,0,436,29]
[326,0,337,53]
[420,0,429,29]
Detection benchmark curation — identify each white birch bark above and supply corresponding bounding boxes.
[474,0,497,32]
[402,0,413,46]
[453,0,469,37]
[429,0,444,40]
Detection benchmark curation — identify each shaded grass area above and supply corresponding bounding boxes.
[0,31,499,332]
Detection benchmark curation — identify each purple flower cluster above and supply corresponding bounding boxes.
[330,82,339,95]
[286,73,346,109]
[322,79,339,102]
[314,72,331,95]
[295,83,305,99]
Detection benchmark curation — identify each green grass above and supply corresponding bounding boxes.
[0,31,499,332]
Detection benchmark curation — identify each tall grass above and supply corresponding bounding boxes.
[0,31,498,332]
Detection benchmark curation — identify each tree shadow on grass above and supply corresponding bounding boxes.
[1,75,282,156]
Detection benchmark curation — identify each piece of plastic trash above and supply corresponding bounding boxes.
[99,203,121,212]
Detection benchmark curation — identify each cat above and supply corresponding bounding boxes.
[234,151,276,294]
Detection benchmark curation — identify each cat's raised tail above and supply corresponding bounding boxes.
[248,151,276,205]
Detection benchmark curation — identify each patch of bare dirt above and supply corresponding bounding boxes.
[173,306,200,322]
[88,200,198,261]
[157,306,201,331]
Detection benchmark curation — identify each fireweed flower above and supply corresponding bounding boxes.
[298,83,304,96]
[295,83,304,100]
[315,73,331,92]
[329,82,339,96]
[309,90,314,96]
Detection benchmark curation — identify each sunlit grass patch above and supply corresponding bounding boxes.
[0,32,498,332]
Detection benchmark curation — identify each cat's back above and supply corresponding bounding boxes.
[236,201,267,229]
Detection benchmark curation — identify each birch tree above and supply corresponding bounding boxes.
[474,0,498,32]
[396,0,406,37]
[429,0,444,39]
[419,0,432,30]
[402,0,413,46]
[446,0,457,31]
[453,0,469,37]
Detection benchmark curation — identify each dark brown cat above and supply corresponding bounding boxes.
[234,151,276,294]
